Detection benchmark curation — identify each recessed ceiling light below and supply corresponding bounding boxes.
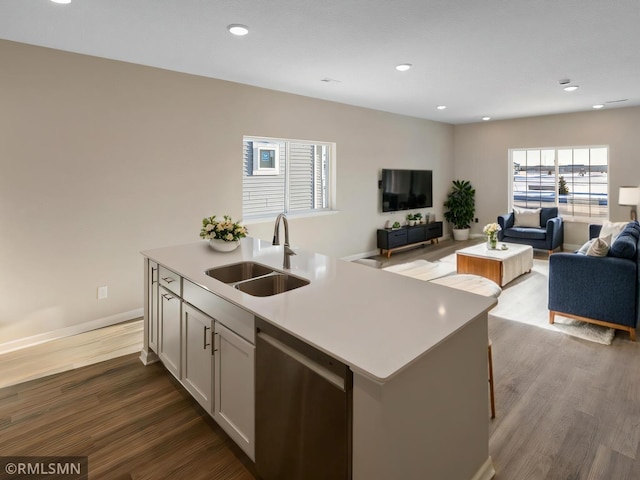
[592,104,604,109]
[227,24,249,36]
[563,85,579,92]
[395,64,412,72]
[436,105,447,110]
[50,0,71,3]
[482,116,491,121]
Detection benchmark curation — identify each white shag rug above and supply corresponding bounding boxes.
[437,254,616,345]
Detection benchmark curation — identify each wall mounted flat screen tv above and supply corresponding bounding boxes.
[381,169,433,212]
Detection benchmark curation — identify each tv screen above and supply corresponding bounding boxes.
[381,169,433,212]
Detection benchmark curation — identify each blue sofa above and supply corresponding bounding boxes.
[497,207,564,253]
[548,221,640,341]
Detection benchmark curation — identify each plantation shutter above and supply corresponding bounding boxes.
[288,143,314,212]
[242,140,286,218]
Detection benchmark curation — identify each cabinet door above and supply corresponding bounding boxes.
[148,261,159,352]
[215,322,255,460]
[407,225,426,243]
[158,287,181,379]
[182,304,214,413]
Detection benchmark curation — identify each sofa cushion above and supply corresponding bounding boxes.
[504,227,547,240]
[609,232,637,259]
[540,207,559,226]
[513,207,541,228]
[586,235,611,257]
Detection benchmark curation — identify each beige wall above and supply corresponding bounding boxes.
[452,107,640,247]
[0,40,454,346]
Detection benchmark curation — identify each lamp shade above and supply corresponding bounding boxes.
[618,186,640,206]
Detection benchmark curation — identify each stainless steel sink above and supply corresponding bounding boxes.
[234,273,309,297]
[205,262,275,283]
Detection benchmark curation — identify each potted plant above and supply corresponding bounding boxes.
[406,213,416,226]
[200,214,248,252]
[414,212,423,224]
[443,179,476,241]
[392,221,401,230]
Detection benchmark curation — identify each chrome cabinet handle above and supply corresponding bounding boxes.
[204,325,211,349]
[151,267,158,284]
[161,293,174,301]
[161,276,175,284]
[212,331,218,356]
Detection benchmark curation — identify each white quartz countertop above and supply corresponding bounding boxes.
[142,237,496,382]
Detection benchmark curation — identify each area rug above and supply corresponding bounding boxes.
[437,254,615,345]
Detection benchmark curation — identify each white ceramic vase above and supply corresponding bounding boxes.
[209,238,240,252]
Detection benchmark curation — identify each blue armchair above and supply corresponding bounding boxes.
[548,221,640,341]
[497,207,564,253]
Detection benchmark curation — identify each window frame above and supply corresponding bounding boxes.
[508,145,609,223]
[242,135,336,222]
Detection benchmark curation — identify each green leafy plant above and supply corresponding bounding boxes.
[392,221,401,229]
[443,180,476,229]
[414,213,423,222]
[406,213,415,221]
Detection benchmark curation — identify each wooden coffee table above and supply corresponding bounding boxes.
[455,242,533,286]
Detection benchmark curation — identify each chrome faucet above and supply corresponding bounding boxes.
[272,213,296,269]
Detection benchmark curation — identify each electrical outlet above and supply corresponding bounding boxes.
[97,285,108,300]
[475,218,479,223]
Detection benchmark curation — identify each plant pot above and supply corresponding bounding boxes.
[452,228,470,241]
[209,238,240,252]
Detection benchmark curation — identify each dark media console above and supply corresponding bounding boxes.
[377,222,443,258]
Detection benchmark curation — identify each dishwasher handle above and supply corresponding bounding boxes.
[257,331,347,392]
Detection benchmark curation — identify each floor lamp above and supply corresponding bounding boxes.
[619,186,640,221]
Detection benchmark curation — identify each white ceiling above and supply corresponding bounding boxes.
[2,0,639,124]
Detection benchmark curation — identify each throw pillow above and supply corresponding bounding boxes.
[513,207,541,228]
[599,221,628,243]
[586,234,611,257]
[577,238,595,255]
[609,232,637,259]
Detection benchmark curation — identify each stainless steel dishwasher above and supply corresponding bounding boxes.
[255,318,353,480]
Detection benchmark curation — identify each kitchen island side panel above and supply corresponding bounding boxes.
[352,312,492,480]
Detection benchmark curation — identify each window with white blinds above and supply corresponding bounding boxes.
[242,136,332,220]
[510,146,609,221]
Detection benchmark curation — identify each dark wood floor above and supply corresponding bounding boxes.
[2,239,640,479]
[0,354,258,480]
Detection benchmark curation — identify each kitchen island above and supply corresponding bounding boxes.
[140,237,497,480]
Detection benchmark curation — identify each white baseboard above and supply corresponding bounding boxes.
[0,308,144,355]
[341,250,379,262]
[470,457,496,480]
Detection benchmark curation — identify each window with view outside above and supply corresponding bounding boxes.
[511,146,608,220]
[242,136,332,220]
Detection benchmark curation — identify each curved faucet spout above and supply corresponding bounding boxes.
[273,213,295,268]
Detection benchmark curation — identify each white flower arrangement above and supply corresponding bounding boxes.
[483,222,502,236]
[200,215,248,242]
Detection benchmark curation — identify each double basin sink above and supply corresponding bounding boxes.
[205,262,309,297]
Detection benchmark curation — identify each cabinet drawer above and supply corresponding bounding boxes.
[159,265,182,296]
[426,222,443,238]
[183,279,255,344]
[387,229,407,248]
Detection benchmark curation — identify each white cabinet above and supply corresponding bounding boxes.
[158,286,181,379]
[214,322,255,460]
[182,304,214,413]
[144,265,255,460]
